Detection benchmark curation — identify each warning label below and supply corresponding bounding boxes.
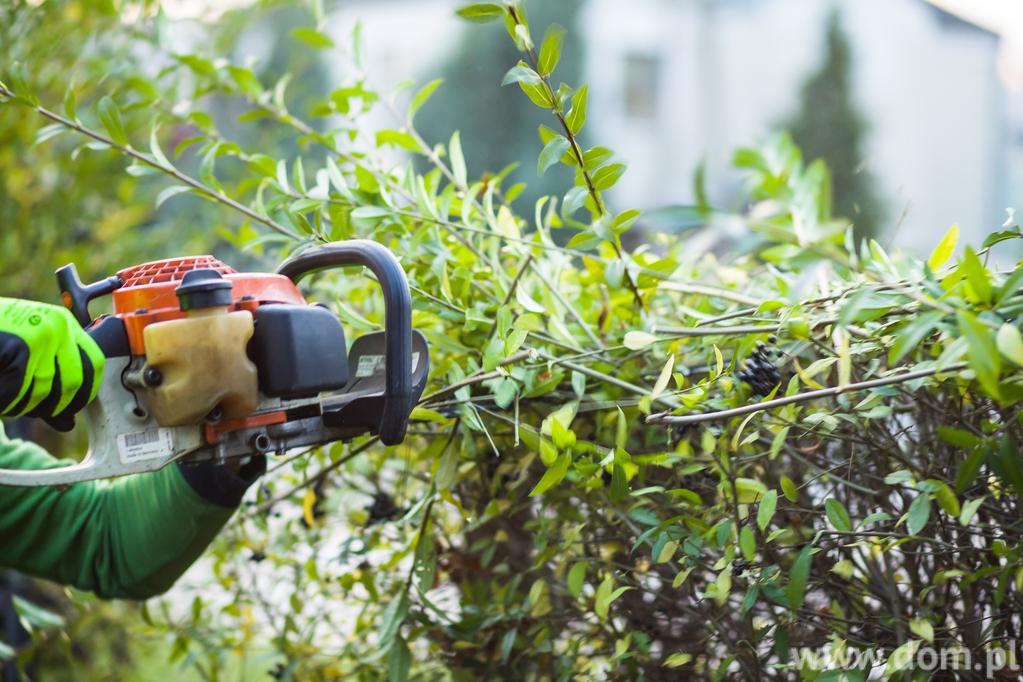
[354,352,421,379]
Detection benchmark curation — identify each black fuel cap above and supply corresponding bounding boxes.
[175,269,233,311]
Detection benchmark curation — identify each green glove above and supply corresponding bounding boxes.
[0,298,105,420]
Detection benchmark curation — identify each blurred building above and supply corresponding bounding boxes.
[317,0,1019,254]
[582,0,1012,253]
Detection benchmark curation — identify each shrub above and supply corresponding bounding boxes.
[2,1,1023,679]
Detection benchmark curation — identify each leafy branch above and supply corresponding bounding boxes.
[0,82,303,242]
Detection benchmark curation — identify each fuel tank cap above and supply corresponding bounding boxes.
[175,269,233,311]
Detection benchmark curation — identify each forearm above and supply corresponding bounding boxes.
[0,425,258,599]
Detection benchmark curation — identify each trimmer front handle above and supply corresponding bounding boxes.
[277,240,415,446]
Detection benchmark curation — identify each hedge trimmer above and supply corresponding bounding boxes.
[0,240,428,486]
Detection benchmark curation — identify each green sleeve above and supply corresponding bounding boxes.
[0,424,238,600]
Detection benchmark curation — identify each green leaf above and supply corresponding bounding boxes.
[149,126,171,168]
[612,209,641,234]
[566,85,587,134]
[155,185,192,208]
[387,636,411,682]
[449,131,467,188]
[377,593,409,648]
[227,65,262,95]
[502,63,542,87]
[63,84,77,121]
[824,498,852,532]
[290,27,334,49]
[888,310,943,365]
[376,129,423,154]
[97,96,129,146]
[959,496,985,525]
[537,23,565,77]
[32,124,65,146]
[739,526,756,561]
[592,162,626,191]
[930,480,960,517]
[538,135,569,176]
[958,311,1001,398]
[12,596,64,629]
[567,561,586,598]
[409,78,442,123]
[456,3,504,23]
[786,545,812,611]
[938,426,981,450]
[518,79,554,108]
[562,186,588,216]
[529,451,570,497]
[757,489,777,531]
[905,494,931,535]
[955,444,987,493]
[780,476,799,502]
[884,641,921,675]
[961,246,992,303]
[996,323,1023,366]
[594,575,631,619]
[928,223,958,270]
[609,462,628,501]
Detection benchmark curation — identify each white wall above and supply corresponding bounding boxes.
[582,0,1007,254]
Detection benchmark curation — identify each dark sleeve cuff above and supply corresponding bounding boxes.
[176,456,266,508]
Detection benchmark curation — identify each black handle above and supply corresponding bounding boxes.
[56,264,123,327]
[277,240,413,446]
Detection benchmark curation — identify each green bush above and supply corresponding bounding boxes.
[3,1,1023,679]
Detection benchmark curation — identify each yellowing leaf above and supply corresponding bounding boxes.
[734,478,767,504]
[831,559,853,580]
[651,354,675,399]
[664,653,693,668]
[656,540,678,564]
[910,617,934,643]
[928,223,958,270]
[302,488,317,528]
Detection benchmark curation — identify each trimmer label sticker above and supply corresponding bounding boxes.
[354,353,421,378]
[117,428,174,465]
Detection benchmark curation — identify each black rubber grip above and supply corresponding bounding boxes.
[277,240,414,446]
[56,263,123,327]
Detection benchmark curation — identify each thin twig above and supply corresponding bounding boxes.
[647,363,966,424]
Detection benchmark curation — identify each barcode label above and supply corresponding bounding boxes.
[124,430,161,448]
[117,428,174,465]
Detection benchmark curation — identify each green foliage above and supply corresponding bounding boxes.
[787,11,886,241]
[2,1,1023,679]
[416,0,585,217]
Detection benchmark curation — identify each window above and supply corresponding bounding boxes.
[624,52,661,120]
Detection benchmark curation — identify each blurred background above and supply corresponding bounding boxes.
[2,0,1022,676]
[192,0,1022,254]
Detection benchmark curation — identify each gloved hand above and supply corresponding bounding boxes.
[0,298,105,422]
